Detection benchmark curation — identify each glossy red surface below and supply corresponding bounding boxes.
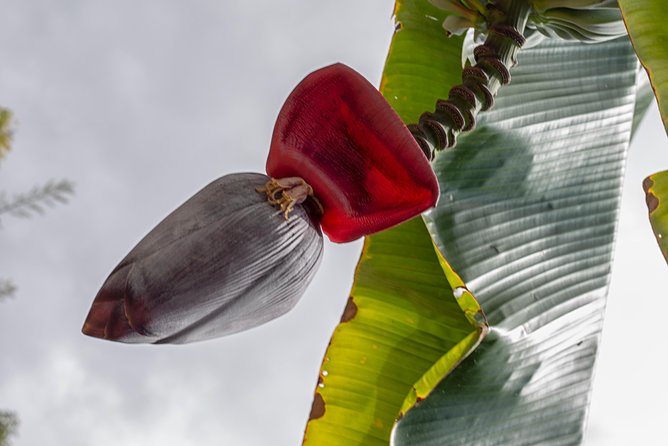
[266,64,439,243]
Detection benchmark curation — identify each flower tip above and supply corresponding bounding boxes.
[81,299,127,341]
[82,272,144,343]
[81,305,107,339]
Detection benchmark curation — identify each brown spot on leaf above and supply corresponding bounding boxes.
[643,177,654,193]
[340,296,358,323]
[643,177,659,213]
[646,192,659,214]
[309,392,326,421]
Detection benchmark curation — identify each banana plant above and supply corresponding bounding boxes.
[617,0,668,263]
[81,0,666,445]
[303,0,664,445]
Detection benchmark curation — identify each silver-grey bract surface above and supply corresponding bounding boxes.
[393,37,638,444]
[89,172,323,344]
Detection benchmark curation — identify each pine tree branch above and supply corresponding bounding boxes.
[0,411,18,446]
[0,179,75,221]
[0,108,13,162]
[0,279,16,301]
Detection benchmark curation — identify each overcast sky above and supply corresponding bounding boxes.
[0,2,666,446]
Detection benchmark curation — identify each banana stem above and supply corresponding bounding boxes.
[410,0,532,159]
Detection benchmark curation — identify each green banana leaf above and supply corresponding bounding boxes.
[619,0,668,135]
[393,35,640,445]
[302,218,485,446]
[643,170,668,264]
[302,2,487,445]
[306,1,643,444]
[0,108,12,161]
[618,0,668,268]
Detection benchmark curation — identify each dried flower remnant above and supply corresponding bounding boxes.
[256,176,323,219]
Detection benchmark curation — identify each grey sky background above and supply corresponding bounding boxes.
[0,1,666,445]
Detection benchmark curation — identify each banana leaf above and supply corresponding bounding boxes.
[618,0,668,267]
[306,1,642,444]
[393,35,639,445]
[302,218,485,446]
[301,2,487,445]
[619,0,668,135]
[643,170,668,264]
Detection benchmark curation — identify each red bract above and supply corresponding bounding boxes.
[266,63,439,243]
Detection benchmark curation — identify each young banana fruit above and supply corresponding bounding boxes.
[529,0,627,42]
[430,0,627,43]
